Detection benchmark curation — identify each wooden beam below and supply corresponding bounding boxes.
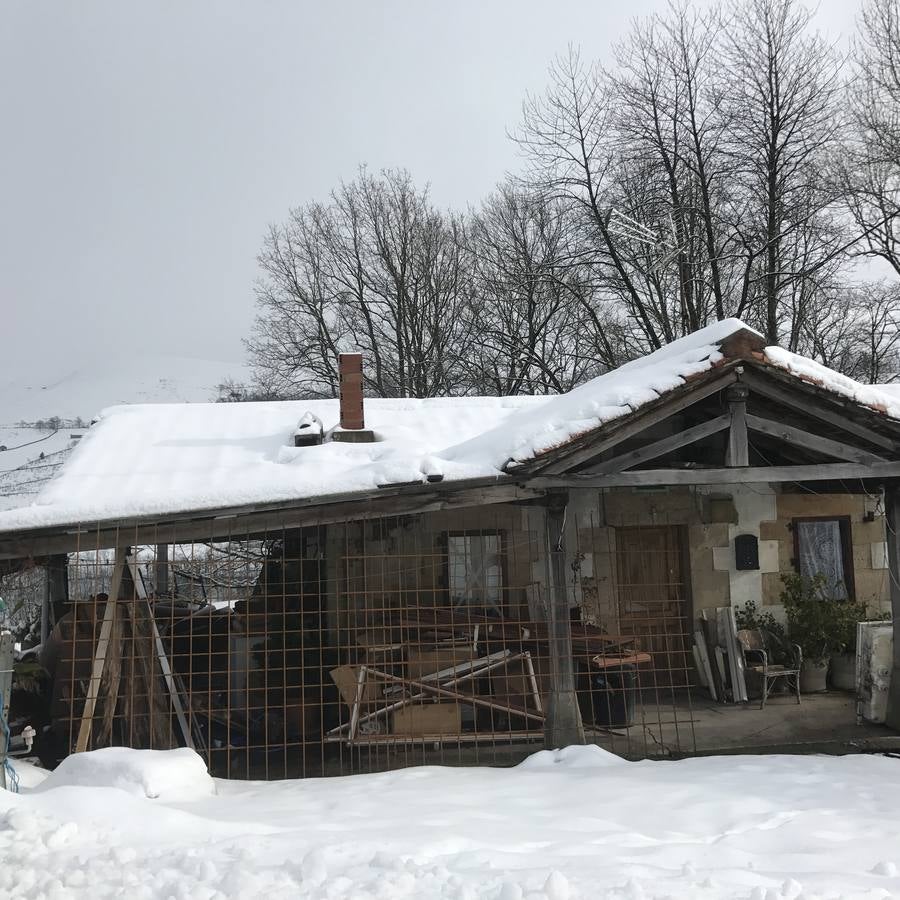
[884,485,900,730]
[741,369,899,452]
[532,461,900,488]
[0,481,545,561]
[41,568,50,646]
[726,383,749,467]
[76,551,125,753]
[125,554,193,748]
[586,415,730,475]
[746,413,888,465]
[155,543,169,596]
[534,371,738,475]
[543,495,585,749]
[47,554,68,626]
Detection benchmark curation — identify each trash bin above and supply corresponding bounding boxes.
[587,664,637,728]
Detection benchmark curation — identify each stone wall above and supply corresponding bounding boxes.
[321,486,888,644]
[563,486,888,631]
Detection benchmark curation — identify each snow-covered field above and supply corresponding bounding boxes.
[0,354,250,425]
[1,746,899,900]
[0,353,249,510]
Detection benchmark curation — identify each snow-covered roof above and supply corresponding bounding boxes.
[2,318,900,534]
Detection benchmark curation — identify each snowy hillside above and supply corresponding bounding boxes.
[0,354,250,424]
[0,354,250,510]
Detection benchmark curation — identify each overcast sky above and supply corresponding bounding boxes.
[0,0,862,384]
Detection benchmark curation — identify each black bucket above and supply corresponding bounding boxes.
[586,664,637,728]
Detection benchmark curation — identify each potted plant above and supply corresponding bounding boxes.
[828,599,867,691]
[781,573,838,693]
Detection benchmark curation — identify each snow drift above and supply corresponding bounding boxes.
[2,747,900,898]
[34,747,215,801]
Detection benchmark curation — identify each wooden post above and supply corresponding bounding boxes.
[726,382,749,467]
[76,551,125,753]
[47,554,69,628]
[155,544,169,597]
[543,493,585,749]
[0,633,13,790]
[125,554,193,748]
[883,485,900,729]
[41,568,51,647]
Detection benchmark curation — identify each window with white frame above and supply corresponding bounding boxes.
[446,532,503,613]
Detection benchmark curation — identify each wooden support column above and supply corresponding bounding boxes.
[883,485,900,730]
[543,492,585,750]
[41,570,50,646]
[155,544,169,597]
[726,382,749,467]
[46,553,69,628]
[76,550,125,753]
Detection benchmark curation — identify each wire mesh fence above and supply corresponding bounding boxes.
[20,496,704,778]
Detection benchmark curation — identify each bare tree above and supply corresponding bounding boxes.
[465,183,621,394]
[723,0,845,343]
[609,2,732,334]
[515,48,670,352]
[248,168,472,398]
[842,0,900,275]
[244,0,897,400]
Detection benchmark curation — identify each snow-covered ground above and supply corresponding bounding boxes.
[1,746,899,899]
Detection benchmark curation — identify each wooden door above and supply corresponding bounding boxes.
[615,526,691,689]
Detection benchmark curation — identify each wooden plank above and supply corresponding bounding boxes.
[47,554,68,628]
[692,644,707,688]
[146,604,193,749]
[0,481,545,561]
[544,497,585,748]
[533,461,900,488]
[592,652,653,668]
[524,651,543,715]
[883,486,900,729]
[155,544,169,596]
[331,651,531,740]
[535,371,737,475]
[324,730,543,746]
[726,384,749,467]
[746,413,887,465]
[714,646,727,691]
[586,415,730,475]
[0,633,13,790]
[76,552,125,753]
[741,369,899,452]
[700,612,724,703]
[693,629,717,701]
[375,670,546,723]
[718,607,748,704]
[123,553,193,748]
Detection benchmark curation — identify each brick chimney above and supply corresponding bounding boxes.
[339,353,365,429]
[333,353,375,443]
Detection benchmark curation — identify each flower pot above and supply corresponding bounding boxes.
[800,657,829,693]
[830,652,856,692]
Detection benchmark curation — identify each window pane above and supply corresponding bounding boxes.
[797,520,847,600]
[448,534,502,612]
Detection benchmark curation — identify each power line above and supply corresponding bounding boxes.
[0,427,60,453]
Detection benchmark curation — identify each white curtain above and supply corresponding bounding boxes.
[448,534,502,612]
[797,520,847,600]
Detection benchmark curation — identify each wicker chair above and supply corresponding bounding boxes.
[736,628,802,709]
